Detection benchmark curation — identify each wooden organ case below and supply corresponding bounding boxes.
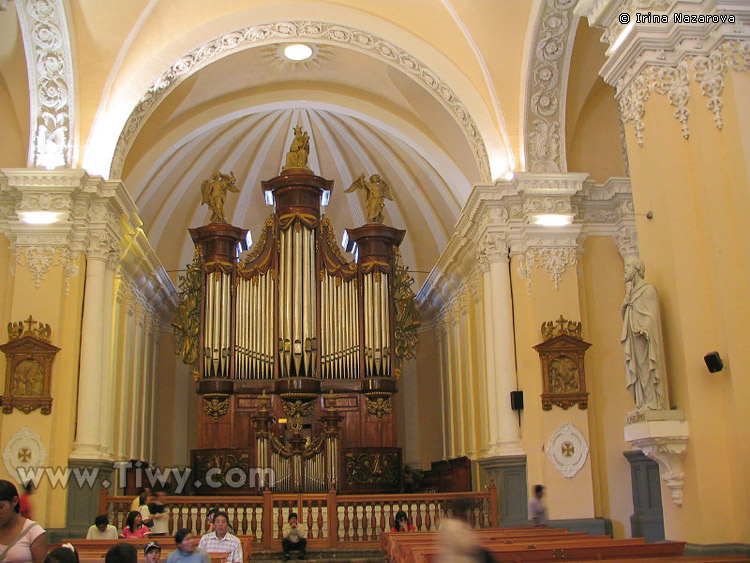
[177,165,418,494]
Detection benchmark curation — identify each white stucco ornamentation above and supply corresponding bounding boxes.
[518,247,578,293]
[546,422,589,478]
[2,427,48,484]
[578,0,750,146]
[14,246,78,290]
[525,0,579,173]
[111,21,490,182]
[15,0,75,169]
[625,412,689,506]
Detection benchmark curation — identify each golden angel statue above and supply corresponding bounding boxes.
[200,171,238,224]
[345,173,393,223]
[283,126,310,169]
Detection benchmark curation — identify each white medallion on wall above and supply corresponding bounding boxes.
[2,427,48,483]
[546,422,589,478]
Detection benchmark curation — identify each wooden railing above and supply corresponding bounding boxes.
[99,484,498,550]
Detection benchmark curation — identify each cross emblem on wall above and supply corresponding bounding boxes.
[561,441,575,457]
[17,447,32,462]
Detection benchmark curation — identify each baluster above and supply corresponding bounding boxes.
[251,505,258,538]
[277,502,284,539]
[407,503,413,529]
[478,499,486,528]
[425,501,432,531]
[176,504,184,530]
[468,500,476,528]
[317,500,324,539]
[378,501,385,534]
[343,503,350,541]
[352,503,359,541]
[242,505,249,535]
[186,503,194,532]
[415,502,423,531]
[306,500,313,537]
[232,503,239,534]
[370,502,378,540]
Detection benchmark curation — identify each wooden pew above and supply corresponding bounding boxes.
[409,539,685,563]
[65,535,252,563]
[382,528,589,563]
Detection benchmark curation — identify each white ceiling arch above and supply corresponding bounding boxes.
[84,19,508,183]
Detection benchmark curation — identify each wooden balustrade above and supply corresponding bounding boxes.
[98,483,498,550]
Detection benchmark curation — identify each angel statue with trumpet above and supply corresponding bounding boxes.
[200,171,238,224]
[345,173,393,223]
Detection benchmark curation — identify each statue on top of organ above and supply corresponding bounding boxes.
[174,128,419,494]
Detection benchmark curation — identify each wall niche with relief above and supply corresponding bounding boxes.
[1,316,59,415]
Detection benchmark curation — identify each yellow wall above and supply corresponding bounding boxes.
[623,68,750,543]
[414,325,443,470]
[512,254,595,520]
[580,236,633,538]
[0,251,86,529]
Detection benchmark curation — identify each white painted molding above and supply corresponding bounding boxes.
[0,168,176,319]
[15,0,75,168]
[524,0,580,173]
[417,174,634,312]
[576,0,750,145]
[625,413,689,506]
[110,20,491,182]
[547,422,590,478]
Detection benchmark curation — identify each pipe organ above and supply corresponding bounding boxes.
[177,158,419,494]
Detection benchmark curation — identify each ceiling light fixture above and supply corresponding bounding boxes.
[20,211,62,225]
[531,214,574,227]
[284,44,313,61]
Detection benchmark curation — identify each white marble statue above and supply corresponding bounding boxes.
[621,258,669,410]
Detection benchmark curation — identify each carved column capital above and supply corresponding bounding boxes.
[477,233,510,268]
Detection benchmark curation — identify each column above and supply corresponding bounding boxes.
[480,262,499,451]
[459,291,477,458]
[469,274,490,453]
[71,233,113,459]
[98,256,117,456]
[129,298,145,460]
[483,235,523,455]
[435,318,449,459]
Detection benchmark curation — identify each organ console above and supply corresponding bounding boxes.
[174,131,419,494]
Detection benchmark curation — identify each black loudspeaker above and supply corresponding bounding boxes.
[704,351,724,373]
[510,390,524,410]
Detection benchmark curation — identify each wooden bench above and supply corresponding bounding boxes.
[410,540,685,563]
[383,528,590,563]
[64,535,252,563]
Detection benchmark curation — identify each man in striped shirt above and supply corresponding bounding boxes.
[197,511,243,563]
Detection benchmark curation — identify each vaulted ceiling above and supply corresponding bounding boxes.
[0,0,623,287]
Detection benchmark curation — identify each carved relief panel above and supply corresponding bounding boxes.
[534,316,590,410]
[1,317,59,415]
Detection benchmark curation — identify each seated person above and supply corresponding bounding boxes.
[204,508,218,534]
[105,543,138,563]
[86,515,119,539]
[166,529,210,563]
[390,510,415,532]
[121,511,150,539]
[144,541,162,563]
[197,511,242,563]
[282,512,307,561]
[44,545,79,563]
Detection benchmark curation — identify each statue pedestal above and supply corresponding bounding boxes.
[624,409,689,507]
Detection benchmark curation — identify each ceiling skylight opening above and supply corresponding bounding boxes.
[531,214,574,227]
[20,211,62,225]
[284,44,313,61]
